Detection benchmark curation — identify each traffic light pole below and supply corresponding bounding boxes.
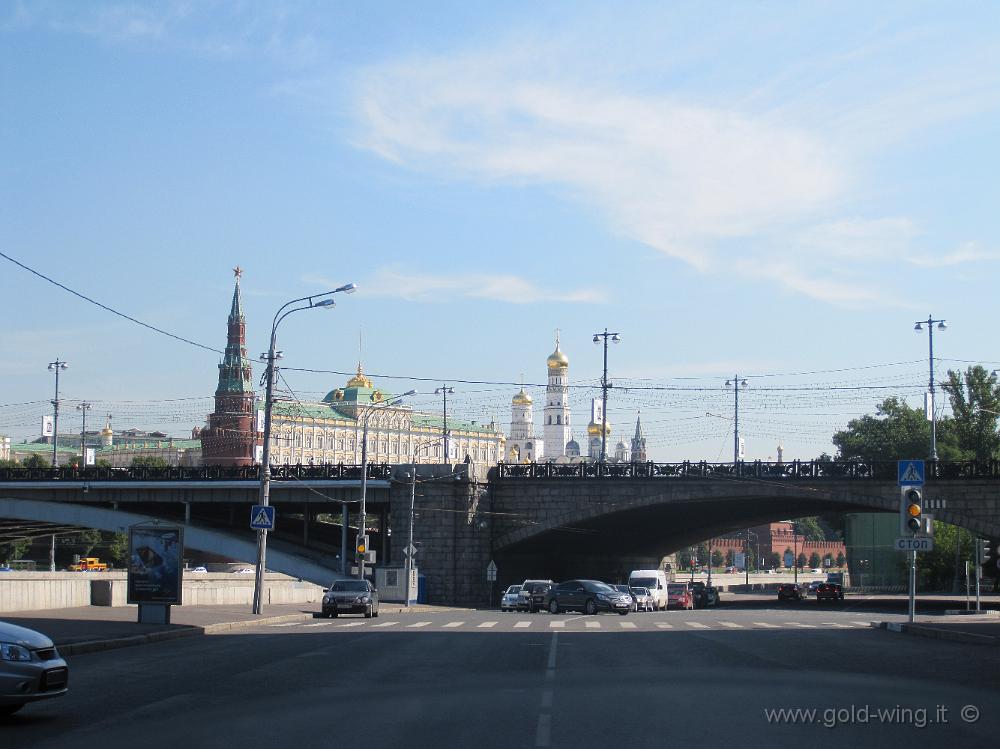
[908,547,916,623]
[975,538,982,614]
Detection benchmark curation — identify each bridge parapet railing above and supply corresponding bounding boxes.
[0,463,391,482]
[493,460,1000,481]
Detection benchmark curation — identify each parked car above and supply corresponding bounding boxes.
[518,580,554,612]
[815,583,844,602]
[321,579,379,618]
[689,581,719,608]
[807,580,823,594]
[546,580,631,615]
[777,583,809,601]
[0,620,69,716]
[666,583,694,610]
[501,584,522,612]
[629,586,656,612]
[627,569,669,610]
[613,584,637,610]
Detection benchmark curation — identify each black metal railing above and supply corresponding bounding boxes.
[0,463,393,482]
[493,460,1000,481]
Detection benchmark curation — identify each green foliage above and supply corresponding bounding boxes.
[21,454,50,469]
[836,552,846,567]
[833,397,962,461]
[710,548,724,567]
[793,517,824,541]
[107,532,129,566]
[131,456,170,469]
[941,366,1000,460]
[796,552,807,568]
[2,538,30,563]
[809,552,821,568]
[95,459,112,468]
[0,458,19,468]
[724,549,734,567]
[918,521,976,591]
[765,552,781,569]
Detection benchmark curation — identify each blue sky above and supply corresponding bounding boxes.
[2,1,999,461]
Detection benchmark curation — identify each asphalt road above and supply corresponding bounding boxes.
[5,602,999,749]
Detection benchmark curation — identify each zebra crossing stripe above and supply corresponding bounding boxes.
[655,622,673,629]
[753,622,778,628]
[442,621,464,628]
[718,622,743,629]
[685,622,710,629]
[585,621,601,629]
[549,621,566,628]
[372,621,400,628]
[619,621,637,629]
[477,621,498,628]
[513,621,532,629]
[407,621,431,628]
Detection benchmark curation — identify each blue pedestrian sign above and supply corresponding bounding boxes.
[250,505,276,531]
[897,460,925,487]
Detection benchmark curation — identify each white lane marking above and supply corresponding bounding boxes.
[549,620,566,628]
[514,621,532,629]
[478,621,499,628]
[334,622,366,628]
[407,621,431,628]
[372,621,400,628]
[718,621,743,628]
[619,621,637,629]
[753,622,779,628]
[685,621,710,629]
[535,714,551,748]
[585,621,601,629]
[442,621,465,628]
[788,623,816,628]
[848,621,871,627]
[655,622,674,629]
[270,622,301,628]
[302,621,334,628]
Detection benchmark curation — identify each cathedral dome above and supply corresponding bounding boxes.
[512,388,533,406]
[546,345,569,370]
[587,420,611,437]
[346,363,373,389]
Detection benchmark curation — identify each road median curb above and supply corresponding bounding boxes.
[873,620,998,646]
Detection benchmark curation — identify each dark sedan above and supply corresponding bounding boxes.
[321,579,380,618]
[777,583,809,601]
[0,620,69,716]
[547,580,632,615]
[689,581,719,608]
[815,583,844,602]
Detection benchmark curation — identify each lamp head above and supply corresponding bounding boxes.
[336,282,358,294]
[937,321,947,330]
[593,335,600,344]
[402,389,417,397]
[914,322,923,331]
[611,333,621,343]
[314,298,336,308]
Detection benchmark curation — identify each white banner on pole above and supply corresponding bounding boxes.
[42,415,54,437]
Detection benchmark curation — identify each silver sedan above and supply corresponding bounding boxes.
[0,620,69,716]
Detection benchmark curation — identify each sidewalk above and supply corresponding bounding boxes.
[873,613,1000,646]
[2,602,455,656]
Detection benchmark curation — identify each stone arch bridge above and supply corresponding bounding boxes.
[1,461,998,606]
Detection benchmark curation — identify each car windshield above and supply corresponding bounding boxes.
[585,581,615,593]
[667,585,688,593]
[507,585,522,594]
[630,587,650,596]
[630,577,656,588]
[613,585,630,592]
[330,581,369,592]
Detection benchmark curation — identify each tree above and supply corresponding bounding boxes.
[796,552,807,569]
[107,532,129,566]
[808,552,821,569]
[765,552,781,569]
[131,456,170,469]
[711,548,724,567]
[836,552,846,568]
[793,517,824,541]
[917,521,975,591]
[2,538,30,563]
[21,454,50,469]
[941,366,1000,460]
[832,397,963,462]
[724,549,734,567]
[677,549,692,569]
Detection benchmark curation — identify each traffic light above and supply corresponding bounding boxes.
[981,538,992,565]
[356,535,369,558]
[899,487,923,535]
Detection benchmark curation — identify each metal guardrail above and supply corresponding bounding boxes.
[0,463,394,482]
[493,460,1000,481]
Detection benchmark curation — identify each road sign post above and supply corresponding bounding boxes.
[486,559,497,609]
[250,505,276,531]
[897,460,926,623]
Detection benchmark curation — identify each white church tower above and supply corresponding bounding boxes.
[507,383,543,463]
[542,332,572,460]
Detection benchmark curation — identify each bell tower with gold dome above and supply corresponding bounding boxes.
[542,331,572,460]
[507,379,543,463]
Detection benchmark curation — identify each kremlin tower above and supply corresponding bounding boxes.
[201,268,258,467]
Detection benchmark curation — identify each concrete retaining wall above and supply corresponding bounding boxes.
[0,572,324,612]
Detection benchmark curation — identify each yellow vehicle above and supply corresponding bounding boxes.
[68,557,108,571]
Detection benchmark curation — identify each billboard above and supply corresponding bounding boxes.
[127,525,184,605]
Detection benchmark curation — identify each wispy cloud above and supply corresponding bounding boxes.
[906,242,1000,268]
[308,267,606,306]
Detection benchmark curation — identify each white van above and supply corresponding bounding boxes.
[628,569,668,611]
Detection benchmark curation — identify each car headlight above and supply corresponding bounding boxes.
[596,594,611,602]
[0,642,32,662]
[361,596,370,603]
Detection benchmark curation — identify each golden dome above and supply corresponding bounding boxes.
[512,388,533,406]
[546,344,569,370]
[587,421,611,437]
[346,363,373,389]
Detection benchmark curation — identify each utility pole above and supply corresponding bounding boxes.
[592,329,621,462]
[435,385,454,463]
[77,401,92,465]
[47,359,68,467]
[914,316,946,465]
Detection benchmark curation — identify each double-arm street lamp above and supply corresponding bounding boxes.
[76,402,92,466]
[914,316,947,463]
[251,282,357,616]
[434,385,454,463]
[592,329,621,462]
[47,359,68,467]
[726,376,749,585]
[357,390,417,580]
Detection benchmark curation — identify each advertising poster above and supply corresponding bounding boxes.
[127,525,184,604]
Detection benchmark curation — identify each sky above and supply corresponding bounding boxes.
[2,1,999,462]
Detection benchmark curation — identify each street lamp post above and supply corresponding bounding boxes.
[727,375,748,586]
[357,390,417,581]
[592,329,621,462]
[914,316,947,464]
[47,359,68,467]
[76,401,92,466]
[434,385,454,463]
[251,282,357,616]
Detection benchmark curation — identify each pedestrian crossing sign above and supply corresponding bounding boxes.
[897,460,925,487]
[250,505,276,531]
